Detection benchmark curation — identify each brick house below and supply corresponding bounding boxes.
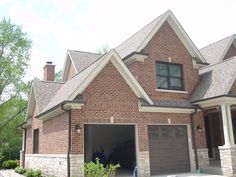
[20,10,236,177]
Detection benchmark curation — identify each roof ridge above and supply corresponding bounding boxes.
[200,34,234,50]
[115,12,166,51]
[200,55,236,71]
[68,49,101,55]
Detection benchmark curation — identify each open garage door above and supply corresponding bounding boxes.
[84,124,136,176]
[148,125,190,175]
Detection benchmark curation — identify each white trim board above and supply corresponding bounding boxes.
[137,10,206,64]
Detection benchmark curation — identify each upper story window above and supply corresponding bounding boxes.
[33,129,39,154]
[156,62,184,91]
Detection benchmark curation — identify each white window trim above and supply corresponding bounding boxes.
[156,89,188,94]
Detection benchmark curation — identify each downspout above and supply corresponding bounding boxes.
[190,106,199,172]
[61,104,71,177]
[20,126,26,168]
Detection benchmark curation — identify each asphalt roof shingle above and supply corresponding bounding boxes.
[200,35,234,64]
[68,50,101,73]
[32,79,63,113]
[115,14,164,58]
[191,57,236,102]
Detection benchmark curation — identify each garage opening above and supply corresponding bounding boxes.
[148,125,190,175]
[84,124,136,176]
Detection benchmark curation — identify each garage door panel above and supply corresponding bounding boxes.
[148,125,190,175]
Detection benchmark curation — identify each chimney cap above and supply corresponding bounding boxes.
[46,61,53,65]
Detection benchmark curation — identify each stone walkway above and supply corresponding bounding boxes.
[0,170,24,177]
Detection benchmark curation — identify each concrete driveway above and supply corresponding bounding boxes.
[0,170,24,177]
[156,173,225,177]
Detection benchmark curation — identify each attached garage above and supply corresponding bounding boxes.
[84,124,136,176]
[148,125,190,175]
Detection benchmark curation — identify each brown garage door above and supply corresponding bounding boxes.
[148,125,190,175]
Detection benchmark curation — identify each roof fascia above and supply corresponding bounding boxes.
[193,95,236,108]
[68,49,154,105]
[25,86,36,121]
[139,105,195,113]
[137,10,206,63]
[220,35,235,62]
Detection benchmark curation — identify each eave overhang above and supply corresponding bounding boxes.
[123,52,149,65]
[36,101,84,121]
[191,95,236,108]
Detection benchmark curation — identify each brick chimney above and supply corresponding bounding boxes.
[43,61,55,81]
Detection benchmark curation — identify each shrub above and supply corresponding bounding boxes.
[33,170,42,177]
[15,166,26,174]
[83,158,120,177]
[24,169,42,177]
[2,160,18,169]
[24,169,34,177]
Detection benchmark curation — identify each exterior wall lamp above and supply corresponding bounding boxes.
[75,124,81,134]
[196,125,203,133]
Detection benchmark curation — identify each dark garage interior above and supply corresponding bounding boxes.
[84,124,136,176]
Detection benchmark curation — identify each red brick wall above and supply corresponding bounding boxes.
[127,21,200,100]
[66,62,77,81]
[25,127,32,154]
[25,107,68,154]
[223,44,236,60]
[230,80,236,95]
[70,62,207,155]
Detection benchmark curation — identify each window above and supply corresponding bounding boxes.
[156,62,184,90]
[33,129,39,154]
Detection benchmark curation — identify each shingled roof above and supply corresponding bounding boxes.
[200,34,235,64]
[115,14,164,59]
[32,79,63,114]
[191,57,236,102]
[68,50,101,73]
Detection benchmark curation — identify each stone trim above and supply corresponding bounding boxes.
[70,154,84,177]
[25,154,67,157]
[25,154,67,177]
[137,151,150,177]
[219,146,236,177]
[191,148,209,171]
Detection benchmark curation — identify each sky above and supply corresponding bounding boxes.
[0,0,236,80]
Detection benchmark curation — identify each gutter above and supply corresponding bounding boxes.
[190,106,199,172]
[61,103,72,177]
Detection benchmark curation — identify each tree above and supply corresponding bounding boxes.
[97,44,110,54]
[0,18,32,166]
[55,70,63,82]
[0,18,32,103]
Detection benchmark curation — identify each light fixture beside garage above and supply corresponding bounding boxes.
[196,125,203,133]
[75,124,81,134]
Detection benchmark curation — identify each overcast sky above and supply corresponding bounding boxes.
[0,0,236,80]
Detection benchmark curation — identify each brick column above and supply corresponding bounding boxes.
[219,146,236,177]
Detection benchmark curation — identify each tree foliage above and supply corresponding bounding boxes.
[0,18,32,166]
[55,70,63,82]
[0,18,32,103]
[97,44,110,54]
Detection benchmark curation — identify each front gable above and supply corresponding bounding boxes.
[128,20,200,101]
[81,62,139,114]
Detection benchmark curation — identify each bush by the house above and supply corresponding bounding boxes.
[15,166,27,174]
[83,158,120,177]
[15,167,42,177]
[2,159,18,169]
